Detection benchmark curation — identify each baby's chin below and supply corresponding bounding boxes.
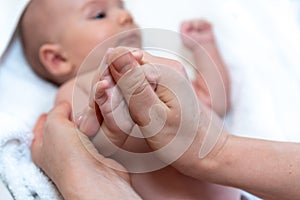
[117,31,142,48]
[119,40,142,48]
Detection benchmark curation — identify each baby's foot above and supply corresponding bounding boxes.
[77,50,136,146]
[180,19,215,51]
[93,48,143,148]
[94,47,164,154]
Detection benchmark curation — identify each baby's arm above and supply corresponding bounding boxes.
[55,71,102,138]
[180,19,230,116]
[55,79,76,107]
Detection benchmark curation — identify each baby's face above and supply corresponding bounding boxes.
[56,0,141,73]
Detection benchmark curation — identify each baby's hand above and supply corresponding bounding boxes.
[180,19,215,51]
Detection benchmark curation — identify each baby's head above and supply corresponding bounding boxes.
[21,0,141,85]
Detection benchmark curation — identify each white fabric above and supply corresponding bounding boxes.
[125,1,300,199]
[212,0,300,142]
[0,1,58,197]
[0,0,30,60]
[0,178,14,200]
[0,0,300,199]
[0,33,57,128]
[126,0,300,142]
[0,113,61,200]
[0,32,59,199]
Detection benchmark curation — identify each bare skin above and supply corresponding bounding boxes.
[53,19,239,199]
[35,51,300,200]
[68,19,230,145]
[31,103,141,200]
[22,0,237,197]
[35,58,300,200]
[180,19,230,116]
[21,0,141,84]
[103,48,300,200]
[60,47,239,199]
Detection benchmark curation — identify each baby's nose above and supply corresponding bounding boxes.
[117,10,133,26]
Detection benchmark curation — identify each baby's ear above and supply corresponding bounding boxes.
[39,43,73,77]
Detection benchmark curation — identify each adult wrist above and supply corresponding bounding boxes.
[198,132,231,177]
[177,130,232,183]
[56,161,88,199]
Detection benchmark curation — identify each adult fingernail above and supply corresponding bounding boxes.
[109,48,139,74]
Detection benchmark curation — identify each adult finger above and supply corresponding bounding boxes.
[47,102,72,123]
[32,114,47,143]
[108,47,167,128]
[31,114,47,166]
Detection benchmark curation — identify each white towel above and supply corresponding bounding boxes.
[0,30,60,199]
[0,0,63,198]
[0,33,57,128]
[0,0,30,60]
[0,113,62,200]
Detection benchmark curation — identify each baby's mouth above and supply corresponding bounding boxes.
[117,32,142,47]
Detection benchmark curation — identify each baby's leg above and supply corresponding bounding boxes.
[76,59,134,146]
[78,48,141,144]
[93,66,135,148]
[180,19,230,116]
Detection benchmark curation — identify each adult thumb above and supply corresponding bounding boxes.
[108,47,167,130]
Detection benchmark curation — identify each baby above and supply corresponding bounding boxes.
[20,0,239,199]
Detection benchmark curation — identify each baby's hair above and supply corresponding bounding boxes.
[20,0,62,85]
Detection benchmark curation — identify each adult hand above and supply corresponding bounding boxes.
[103,47,228,176]
[105,48,300,200]
[31,102,141,200]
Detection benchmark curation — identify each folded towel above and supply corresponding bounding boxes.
[0,113,62,200]
[0,178,14,200]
